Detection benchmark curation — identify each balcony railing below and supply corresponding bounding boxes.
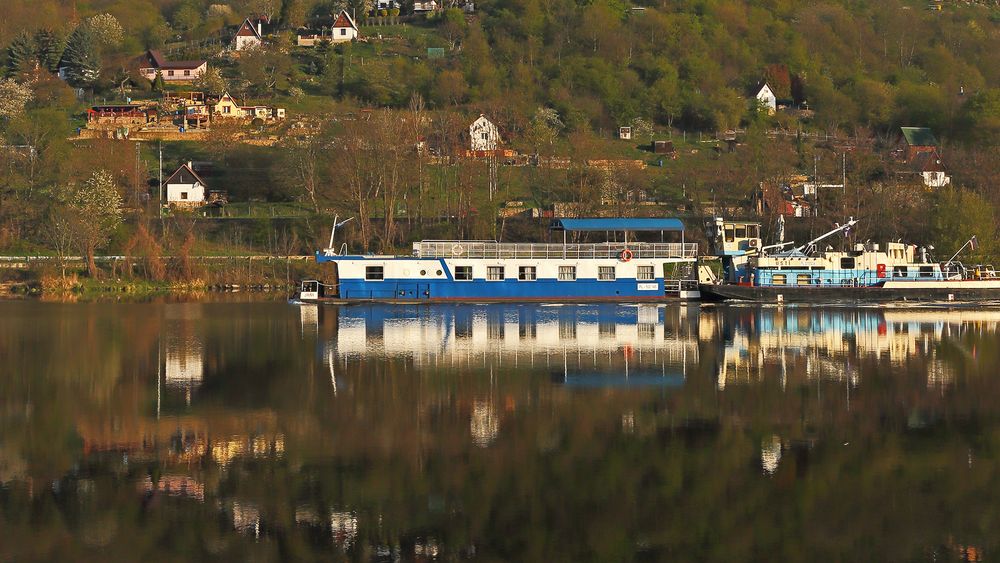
[414,241,698,260]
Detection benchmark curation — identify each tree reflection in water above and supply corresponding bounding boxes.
[1,301,999,561]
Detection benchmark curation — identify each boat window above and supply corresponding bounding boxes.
[487,266,505,281]
[797,274,811,286]
[840,257,855,269]
[893,266,908,278]
[455,266,473,281]
[772,274,786,285]
[637,265,655,281]
[735,225,747,239]
[365,266,384,281]
[724,225,735,242]
[518,266,537,281]
[598,266,616,281]
[919,266,935,278]
[558,266,576,281]
[748,225,759,239]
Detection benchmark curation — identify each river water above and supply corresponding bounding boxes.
[1,300,999,561]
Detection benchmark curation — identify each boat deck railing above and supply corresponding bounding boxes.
[414,241,699,260]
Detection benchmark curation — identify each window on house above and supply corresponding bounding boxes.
[558,266,576,281]
[481,133,488,140]
[184,70,190,76]
[167,70,174,77]
[518,266,536,281]
[180,192,188,200]
[598,266,616,281]
[487,266,504,281]
[365,266,384,281]
[223,106,230,114]
[637,266,654,281]
[341,28,346,35]
[455,266,473,280]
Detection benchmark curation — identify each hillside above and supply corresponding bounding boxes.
[0,0,998,284]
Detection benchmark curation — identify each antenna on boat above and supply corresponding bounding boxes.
[792,217,857,255]
[327,215,355,253]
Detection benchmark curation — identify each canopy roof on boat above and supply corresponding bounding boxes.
[549,218,685,232]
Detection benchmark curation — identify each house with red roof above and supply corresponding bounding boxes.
[331,10,359,43]
[233,18,263,51]
[139,50,207,82]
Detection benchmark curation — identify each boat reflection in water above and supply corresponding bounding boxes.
[4,301,1000,561]
[312,303,700,389]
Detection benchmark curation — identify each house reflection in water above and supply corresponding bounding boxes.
[162,303,206,405]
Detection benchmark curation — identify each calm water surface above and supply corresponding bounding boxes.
[2,300,1000,561]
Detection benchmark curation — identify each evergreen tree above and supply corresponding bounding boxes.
[152,70,165,92]
[59,26,101,87]
[34,30,64,74]
[6,32,35,76]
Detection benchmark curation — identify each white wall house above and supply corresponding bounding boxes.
[331,10,359,43]
[233,18,263,51]
[753,83,777,114]
[164,163,207,207]
[138,50,207,82]
[469,115,500,151]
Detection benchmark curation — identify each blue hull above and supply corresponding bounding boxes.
[336,278,665,301]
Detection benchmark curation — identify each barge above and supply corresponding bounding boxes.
[298,218,700,303]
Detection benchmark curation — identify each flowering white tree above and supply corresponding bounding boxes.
[85,13,125,47]
[60,170,124,277]
[0,79,33,119]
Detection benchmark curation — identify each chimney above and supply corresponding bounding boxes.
[257,20,262,36]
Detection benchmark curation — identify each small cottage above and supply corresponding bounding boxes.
[469,115,500,152]
[331,10,359,43]
[233,18,263,51]
[139,50,207,82]
[163,163,208,207]
[750,82,777,114]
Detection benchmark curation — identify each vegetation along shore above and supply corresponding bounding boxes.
[0,0,998,298]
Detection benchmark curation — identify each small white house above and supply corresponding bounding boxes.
[469,115,500,152]
[163,162,207,207]
[233,18,263,51]
[331,10,359,43]
[752,83,777,114]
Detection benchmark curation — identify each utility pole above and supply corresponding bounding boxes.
[158,141,163,219]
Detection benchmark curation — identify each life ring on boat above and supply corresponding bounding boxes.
[620,248,633,262]
[452,244,465,256]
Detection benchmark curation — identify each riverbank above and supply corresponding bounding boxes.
[0,256,325,301]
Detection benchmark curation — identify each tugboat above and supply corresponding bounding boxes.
[699,217,1000,303]
[297,218,700,303]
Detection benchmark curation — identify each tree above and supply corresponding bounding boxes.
[84,14,124,47]
[34,30,63,73]
[194,67,228,96]
[0,79,33,119]
[59,26,101,87]
[152,70,165,92]
[280,0,307,28]
[6,32,35,76]
[59,170,124,278]
[526,107,563,154]
[930,188,997,263]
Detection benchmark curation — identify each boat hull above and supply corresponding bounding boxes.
[700,281,1000,303]
[296,294,698,305]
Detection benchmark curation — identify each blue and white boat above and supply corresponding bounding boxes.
[298,218,699,303]
[699,217,1000,303]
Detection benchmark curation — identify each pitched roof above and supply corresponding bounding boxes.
[144,50,206,70]
[901,127,938,147]
[163,163,207,187]
[333,10,358,30]
[236,18,261,38]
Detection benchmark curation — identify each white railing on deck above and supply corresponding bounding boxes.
[414,241,698,260]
